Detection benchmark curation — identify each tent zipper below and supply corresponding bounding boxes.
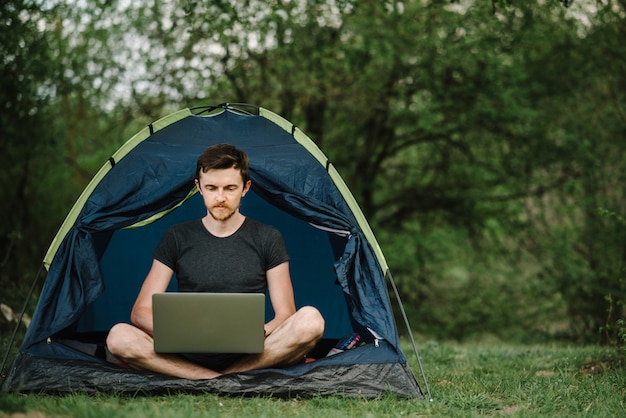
[367,327,383,347]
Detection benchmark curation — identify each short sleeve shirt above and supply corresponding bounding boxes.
[153,218,289,293]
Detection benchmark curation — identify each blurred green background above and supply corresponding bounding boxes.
[1,0,624,355]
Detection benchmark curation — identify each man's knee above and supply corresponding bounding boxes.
[296,306,325,341]
[106,323,135,357]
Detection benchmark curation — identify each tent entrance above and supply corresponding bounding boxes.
[75,190,354,339]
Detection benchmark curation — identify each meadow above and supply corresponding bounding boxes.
[1,340,624,417]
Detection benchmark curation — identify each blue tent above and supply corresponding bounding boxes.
[2,104,427,398]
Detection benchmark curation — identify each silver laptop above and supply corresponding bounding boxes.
[152,292,265,354]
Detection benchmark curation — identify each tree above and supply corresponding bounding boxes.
[0,0,62,286]
[5,0,625,342]
[149,0,625,340]
[518,4,626,341]
[0,0,140,295]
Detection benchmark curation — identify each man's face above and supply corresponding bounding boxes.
[195,167,250,222]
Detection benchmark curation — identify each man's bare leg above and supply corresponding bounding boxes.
[106,323,221,380]
[222,306,324,374]
[107,306,324,379]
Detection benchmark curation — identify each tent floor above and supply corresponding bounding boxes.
[3,350,424,398]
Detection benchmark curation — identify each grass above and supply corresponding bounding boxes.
[0,339,624,417]
[422,340,625,416]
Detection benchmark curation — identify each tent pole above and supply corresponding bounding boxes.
[386,269,433,401]
[1,263,45,379]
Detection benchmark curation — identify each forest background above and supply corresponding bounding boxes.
[1,0,625,355]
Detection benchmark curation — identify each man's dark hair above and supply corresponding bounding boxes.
[195,143,250,184]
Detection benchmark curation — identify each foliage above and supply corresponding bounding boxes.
[597,209,626,354]
[0,341,624,417]
[137,1,625,343]
[0,0,61,286]
[1,0,626,344]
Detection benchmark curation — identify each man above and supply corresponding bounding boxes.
[107,143,325,380]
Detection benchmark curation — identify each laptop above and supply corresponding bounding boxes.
[152,292,266,354]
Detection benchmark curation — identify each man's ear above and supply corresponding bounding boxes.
[194,178,201,194]
[242,180,252,196]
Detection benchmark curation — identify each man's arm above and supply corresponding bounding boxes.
[264,261,296,336]
[130,259,175,336]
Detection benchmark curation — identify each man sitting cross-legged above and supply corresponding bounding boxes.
[106,143,325,379]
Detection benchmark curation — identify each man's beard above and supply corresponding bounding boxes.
[209,203,237,221]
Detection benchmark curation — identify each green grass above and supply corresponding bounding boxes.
[1,340,624,417]
[422,341,625,416]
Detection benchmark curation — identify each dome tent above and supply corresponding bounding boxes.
[2,104,429,398]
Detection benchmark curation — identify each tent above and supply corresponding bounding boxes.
[2,103,429,398]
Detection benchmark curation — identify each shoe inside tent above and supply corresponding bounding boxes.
[1,104,430,399]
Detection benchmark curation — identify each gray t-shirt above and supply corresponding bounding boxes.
[153,217,289,293]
